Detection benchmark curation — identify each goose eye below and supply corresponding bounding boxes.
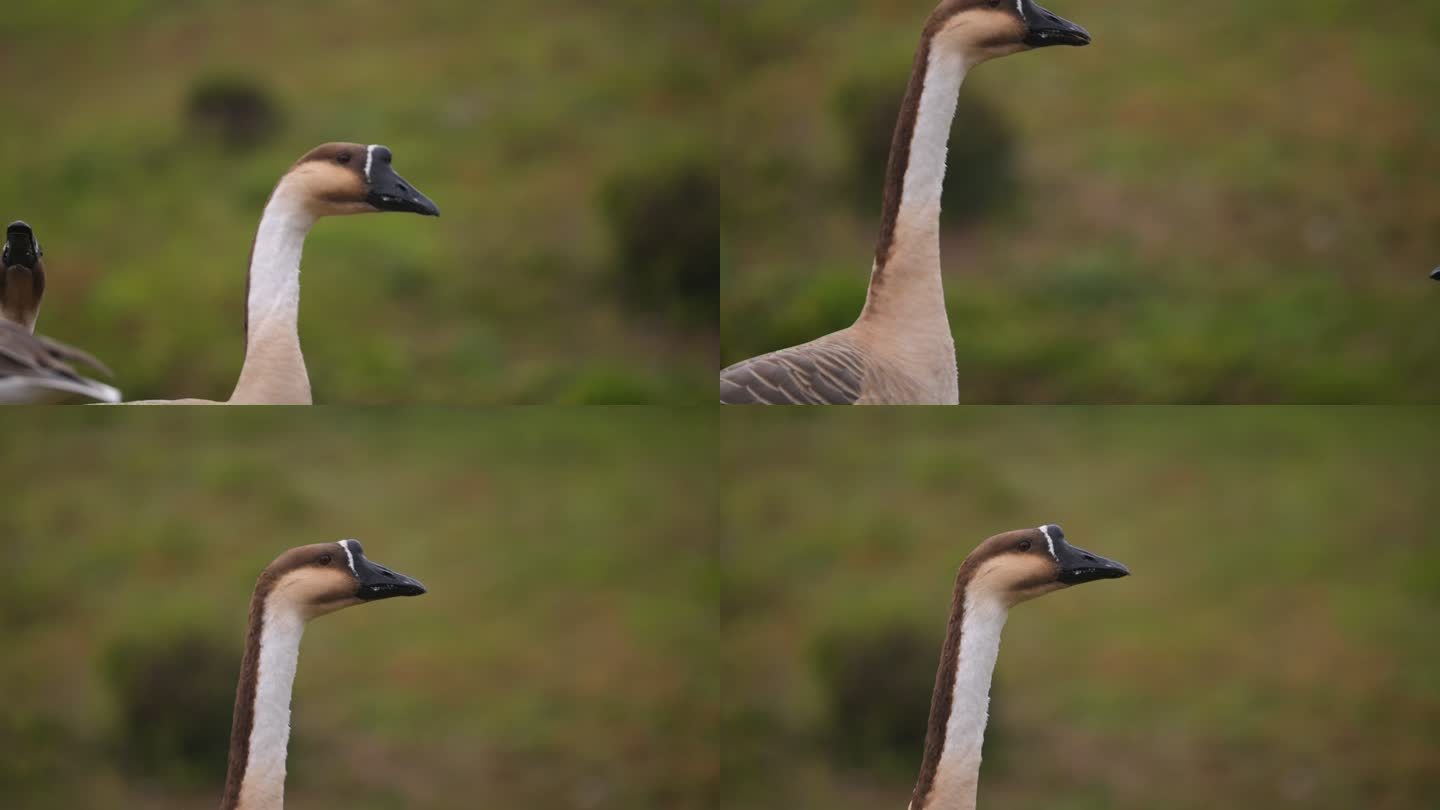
[336,153,352,165]
[318,553,333,566]
[1017,540,1031,552]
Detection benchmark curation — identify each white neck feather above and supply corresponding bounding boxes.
[237,600,306,810]
[863,44,967,329]
[927,588,1008,810]
[896,45,967,263]
[231,178,316,404]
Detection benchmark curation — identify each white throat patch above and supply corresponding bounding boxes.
[337,539,358,575]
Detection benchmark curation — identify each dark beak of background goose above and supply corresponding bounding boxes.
[367,162,440,217]
[4,221,40,269]
[1054,539,1130,585]
[354,555,428,600]
[1430,266,1439,281]
[1021,0,1091,48]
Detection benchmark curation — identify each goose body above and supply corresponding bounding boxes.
[721,0,1090,405]
[908,525,1128,810]
[221,540,425,810]
[0,221,120,403]
[128,142,439,405]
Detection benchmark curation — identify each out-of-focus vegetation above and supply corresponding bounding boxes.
[602,152,720,328]
[718,408,1440,809]
[720,0,1440,401]
[0,0,714,403]
[0,411,716,809]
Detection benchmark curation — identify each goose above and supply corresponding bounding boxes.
[128,142,440,405]
[720,0,1090,405]
[2,220,46,331]
[1430,267,1438,281]
[0,221,121,403]
[907,524,1128,809]
[221,539,426,810]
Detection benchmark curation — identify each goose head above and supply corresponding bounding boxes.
[965,524,1128,607]
[926,0,1090,66]
[282,142,441,218]
[262,539,426,621]
[1,221,45,331]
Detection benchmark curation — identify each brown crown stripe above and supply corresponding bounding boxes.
[219,567,283,810]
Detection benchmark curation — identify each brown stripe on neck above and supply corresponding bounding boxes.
[873,1,980,279]
[909,554,982,810]
[219,568,281,809]
[242,235,255,348]
[872,30,934,274]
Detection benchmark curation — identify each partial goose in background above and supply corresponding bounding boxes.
[908,524,1128,810]
[128,143,440,405]
[721,0,1090,405]
[221,540,425,810]
[0,221,120,403]
[1429,266,1438,281]
[2,220,46,331]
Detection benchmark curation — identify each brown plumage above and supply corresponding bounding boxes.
[218,541,425,810]
[722,0,1089,406]
[129,142,439,405]
[907,525,1127,810]
[0,222,119,403]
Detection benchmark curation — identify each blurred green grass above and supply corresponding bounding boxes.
[718,408,1440,809]
[0,410,717,809]
[720,0,1440,402]
[0,0,714,403]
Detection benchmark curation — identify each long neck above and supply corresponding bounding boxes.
[230,180,315,404]
[910,579,1008,810]
[862,35,968,329]
[222,594,306,810]
[1,265,43,332]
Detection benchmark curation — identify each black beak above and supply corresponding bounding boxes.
[354,553,427,601]
[1020,0,1091,48]
[1043,524,1129,585]
[1430,267,1439,281]
[364,146,440,217]
[5,221,40,269]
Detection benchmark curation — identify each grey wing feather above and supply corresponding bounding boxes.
[0,321,121,403]
[720,340,867,405]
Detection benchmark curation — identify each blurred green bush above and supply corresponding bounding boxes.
[185,75,284,152]
[600,151,719,327]
[103,630,237,786]
[812,620,935,776]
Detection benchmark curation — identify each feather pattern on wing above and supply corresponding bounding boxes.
[0,320,120,403]
[720,336,868,405]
